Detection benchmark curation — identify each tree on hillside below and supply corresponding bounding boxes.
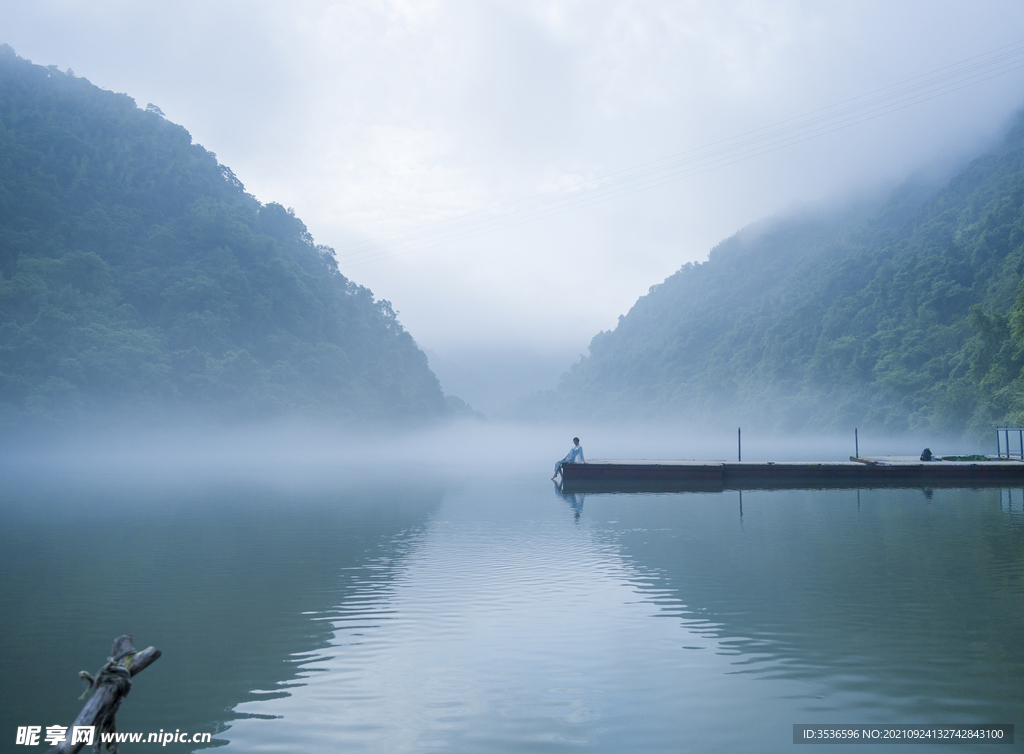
[0,45,450,429]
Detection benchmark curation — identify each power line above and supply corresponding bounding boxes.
[334,39,1024,268]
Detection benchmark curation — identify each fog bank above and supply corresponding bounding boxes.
[0,419,978,485]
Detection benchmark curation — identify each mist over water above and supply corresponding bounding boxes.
[1,419,979,482]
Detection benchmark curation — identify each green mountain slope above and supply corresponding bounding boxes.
[0,45,449,428]
[538,111,1024,438]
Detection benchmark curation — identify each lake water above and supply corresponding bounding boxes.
[2,469,1022,752]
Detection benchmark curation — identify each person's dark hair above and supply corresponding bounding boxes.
[573,437,579,443]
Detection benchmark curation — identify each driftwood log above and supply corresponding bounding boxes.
[48,635,162,754]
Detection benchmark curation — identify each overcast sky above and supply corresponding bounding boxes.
[5,1,1024,361]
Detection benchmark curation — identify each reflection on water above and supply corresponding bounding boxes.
[222,483,1024,753]
[593,488,1024,727]
[553,482,586,521]
[2,475,1022,752]
[0,470,443,745]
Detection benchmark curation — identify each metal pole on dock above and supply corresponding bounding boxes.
[738,427,742,462]
[997,428,1001,459]
[855,428,859,459]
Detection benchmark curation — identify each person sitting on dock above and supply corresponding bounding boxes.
[552,437,585,480]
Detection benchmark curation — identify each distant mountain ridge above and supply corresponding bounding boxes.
[0,45,454,428]
[527,108,1024,438]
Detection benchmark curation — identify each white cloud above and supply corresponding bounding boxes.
[4,0,1024,361]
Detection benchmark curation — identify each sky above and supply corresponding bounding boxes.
[4,1,1024,407]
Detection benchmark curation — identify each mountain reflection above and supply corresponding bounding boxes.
[0,471,444,745]
[216,482,1024,753]
[578,487,1024,722]
[9,477,1020,754]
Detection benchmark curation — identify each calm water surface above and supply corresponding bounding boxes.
[1,470,1022,752]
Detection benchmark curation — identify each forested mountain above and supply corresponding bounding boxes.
[531,109,1024,438]
[0,45,452,428]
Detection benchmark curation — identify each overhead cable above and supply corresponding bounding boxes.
[334,39,1024,268]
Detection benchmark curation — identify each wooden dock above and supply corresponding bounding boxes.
[558,457,1024,492]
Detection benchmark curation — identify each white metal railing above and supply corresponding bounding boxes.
[995,427,1024,459]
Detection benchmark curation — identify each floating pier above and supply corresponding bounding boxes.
[559,456,1024,493]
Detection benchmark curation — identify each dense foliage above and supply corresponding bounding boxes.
[537,110,1024,439]
[0,45,451,428]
